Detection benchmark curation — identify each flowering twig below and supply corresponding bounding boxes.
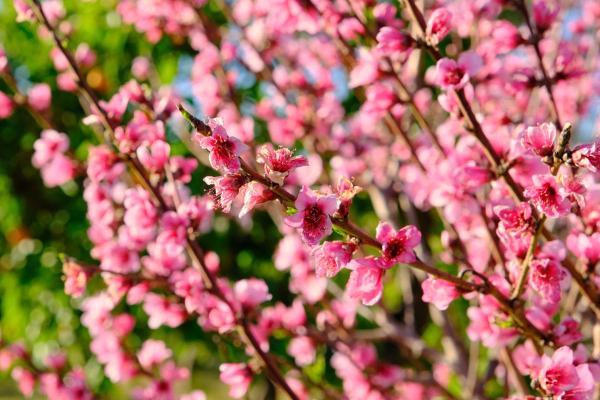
[401,0,600,317]
[177,104,553,346]
[27,2,302,398]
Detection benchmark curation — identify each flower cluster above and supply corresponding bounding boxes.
[31,129,77,187]
[5,0,600,399]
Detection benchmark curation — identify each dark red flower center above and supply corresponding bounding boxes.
[445,66,465,85]
[303,204,326,231]
[213,135,235,160]
[384,238,405,260]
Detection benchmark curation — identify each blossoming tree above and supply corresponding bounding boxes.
[1,0,600,399]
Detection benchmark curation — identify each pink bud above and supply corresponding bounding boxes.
[288,336,316,366]
[521,123,556,157]
[426,8,452,45]
[534,0,559,32]
[219,363,252,399]
[338,18,365,41]
[27,83,52,112]
[491,21,522,53]
[376,26,413,55]
[234,278,272,308]
[0,91,14,119]
[75,43,96,67]
[421,277,460,310]
[0,48,8,73]
[138,340,172,370]
[131,56,151,80]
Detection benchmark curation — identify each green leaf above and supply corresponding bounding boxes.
[332,224,346,236]
[495,316,515,329]
[285,206,297,215]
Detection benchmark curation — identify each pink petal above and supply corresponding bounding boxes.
[458,51,483,76]
[295,186,314,211]
[375,221,394,242]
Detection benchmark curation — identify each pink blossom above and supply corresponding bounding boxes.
[553,318,583,346]
[285,186,337,246]
[63,260,90,298]
[421,277,460,310]
[256,144,308,185]
[538,346,580,396]
[239,181,275,217]
[137,340,172,370]
[219,363,252,399]
[373,3,398,26]
[346,257,385,306]
[534,0,559,32]
[143,293,187,329]
[0,344,26,371]
[521,123,556,157]
[75,43,96,67]
[143,236,187,277]
[426,9,452,45]
[114,111,164,152]
[57,72,78,92]
[196,295,236,334]
[61,369,93,400]
[195,119,249,173]
[312,241,356,278]
[349,49,379,88]
[376,27,413,55]
[170,156,198,183]
[436,52,482,90]
[13,0,35,22]
[178,196,214,233]
[567,232,600,266]
[40,154,77,187]
[131,56,151,80]
[136,140,170,172]
[0,91,15,119]
[204,174,247,213]
[12,367,35,397]
[99,241,140,274]
[122,187,157,249]
[234,278,272,308]
[98,93,129,123]
[50,47,69,71]
[120,80,146,103]
[572,142,600,172]
[495,203,533,235]
[524,175,571,217]
[334,177,361,218]
[363,83,395,117]
[281,299,306,331]
[338,18,365,41]
[376,222,421,265]
[33,130,70,169]
[27,83,52,112]
[491,21,522,53]
[530,257,566,304]
[288,336,316,366]
[87,145,124,183]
